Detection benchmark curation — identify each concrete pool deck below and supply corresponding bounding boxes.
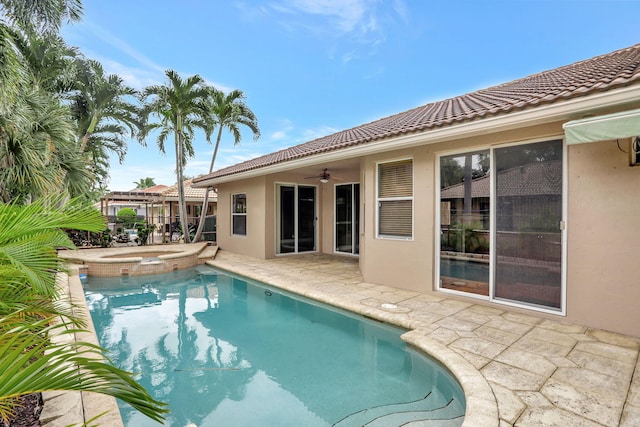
[205,251,640,427]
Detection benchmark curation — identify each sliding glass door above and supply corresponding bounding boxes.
[439,151,490,296]
[493,140,563,309]
[335,183,360,255]
[438,139,564,312]
[277,184,317,254]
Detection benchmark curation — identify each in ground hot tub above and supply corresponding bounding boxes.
[58,243,215,277]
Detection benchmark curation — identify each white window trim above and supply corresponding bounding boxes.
[375,157,414,240]
[231,193,247,236]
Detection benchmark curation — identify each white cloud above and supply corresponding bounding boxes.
[254,0,387,40]
[83,21,165,74]
[391,0,409,23]
[277,0,372,34]
[91,56,162,90]
[299,125,339,142]
[249,0,408,62]
[270,130,288,140]
[67,20,235,92]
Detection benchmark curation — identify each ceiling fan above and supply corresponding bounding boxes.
[305,168,331,183]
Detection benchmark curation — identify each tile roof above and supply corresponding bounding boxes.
[440,160,562,199]
[161,179,217,200]
[194,43,640,183]
[103,182,215,202]
[142,184,169,193]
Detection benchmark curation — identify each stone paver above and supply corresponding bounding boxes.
[204,251,640,427]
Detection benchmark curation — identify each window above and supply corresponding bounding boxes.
[377,159,413,238]
[232,193,247,236]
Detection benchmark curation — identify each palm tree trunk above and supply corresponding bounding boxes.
[175,127,190,243]
[79,114,99,152]
[192,126,223,242]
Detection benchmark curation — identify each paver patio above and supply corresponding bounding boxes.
[206,250,640,427]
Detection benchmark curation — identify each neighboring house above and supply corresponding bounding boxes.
[193,44,640,337]
[100,180,217,239]
[97,185,168,226]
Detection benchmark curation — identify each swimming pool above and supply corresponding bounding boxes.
[84,266,465,426]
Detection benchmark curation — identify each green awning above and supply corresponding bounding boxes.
[563,108,640,144]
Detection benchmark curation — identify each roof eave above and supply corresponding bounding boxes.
[193,84,640,187]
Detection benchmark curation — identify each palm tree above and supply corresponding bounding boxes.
[0,0,83,34]
[70,58,140,156]
[0,87,91,203]
[192,88,260,241]
[134,177,156,189]
[0,25,25,113]
[139,70,212,243]
[62,58,143,198]
[0,196,167,423]
[10,29,78,94]
[0,19,103,203]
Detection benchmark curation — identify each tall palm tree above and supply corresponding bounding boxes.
[70,58,140,156]
[192,88,260,241]
[62,58,143,197]
[139,70,212,243]
[0,196,167,423]
[134,177,156,189]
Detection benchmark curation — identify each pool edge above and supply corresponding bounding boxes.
[41,270,124,427]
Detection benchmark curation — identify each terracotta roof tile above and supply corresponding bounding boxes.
[143,184,169,193]
[195,44,640,182]
[161,179,217,200]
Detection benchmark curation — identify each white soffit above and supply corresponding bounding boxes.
[563,108,640,144]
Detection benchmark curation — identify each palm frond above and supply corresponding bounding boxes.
[0,313,167,423]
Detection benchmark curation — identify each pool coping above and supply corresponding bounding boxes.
[40,270,124,427]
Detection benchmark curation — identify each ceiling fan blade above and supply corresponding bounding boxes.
[304,169,330,180]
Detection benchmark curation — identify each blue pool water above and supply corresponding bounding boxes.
[440,258,490,283]
[84,266,465,426]
[440,257,561,287]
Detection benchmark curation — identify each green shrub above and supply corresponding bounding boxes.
[116,208,137,228]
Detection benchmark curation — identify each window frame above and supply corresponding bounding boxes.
[231,193,247,236]
[375,157,414,240]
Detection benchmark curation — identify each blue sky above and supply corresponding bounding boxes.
[62,0,640,191]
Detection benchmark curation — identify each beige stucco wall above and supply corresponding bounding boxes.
[216,176,267,259]
[359,146,436,291]
[566,139,640,336]
[213,119,640,337]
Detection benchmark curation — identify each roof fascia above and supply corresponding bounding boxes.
[194,84,640,187]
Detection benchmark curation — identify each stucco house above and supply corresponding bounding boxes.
[193,44,640,337]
